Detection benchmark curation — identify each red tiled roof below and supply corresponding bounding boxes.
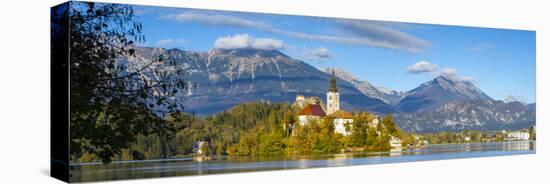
[298,104,326,116]
[328,110,353,119]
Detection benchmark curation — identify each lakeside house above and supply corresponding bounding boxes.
[390,136,403,148]
[506,131,530,141]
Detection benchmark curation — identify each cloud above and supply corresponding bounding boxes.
[250,37,286,50]
[438,67,477,82]
[161,11,270,29]
[213,34,285,50]
[335,20,431,52]
[439,67,456,76]
[161,12,430,52]
[311,47,332,59]
[406,61,438,74]
[154,39,186,47]
[406,61,476,82]
[283,46,333,62]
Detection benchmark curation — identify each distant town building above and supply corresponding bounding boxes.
[193,141,207,155]
[506,131,530,141]
[390,136,403,148]
[419,140,429,145]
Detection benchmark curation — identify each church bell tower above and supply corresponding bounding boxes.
[326,69,340,114]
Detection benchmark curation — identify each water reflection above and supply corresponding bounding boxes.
[390,148,402,156]
[70,141,535,182]
[326,153,351,167]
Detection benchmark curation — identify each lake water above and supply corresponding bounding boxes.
[69,141,535,182]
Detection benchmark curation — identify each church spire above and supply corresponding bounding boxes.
[328,68,338,93]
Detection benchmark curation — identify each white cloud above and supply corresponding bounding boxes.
[311,47,332,59]
[439,67,457,76]
[438,68,477,82]
[283,46,333,62]
[335,20,431,52]
[406,61,476,82]
[406,61,438,74]
[213,34,285,50]
[154,38,186,47]
[161,11,270,29]
[213,34,249,50]
[249,37,286,50]
[161,12,430,52]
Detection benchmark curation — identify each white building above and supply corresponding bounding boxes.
[506,131,530,141]
[329,110,354,136]
[390,136,403,148]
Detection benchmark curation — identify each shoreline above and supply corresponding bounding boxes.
[69,140,535,166]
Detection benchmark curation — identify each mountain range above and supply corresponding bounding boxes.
[397,75,493,113]
[129,47,396,115]
[126,47,535,133]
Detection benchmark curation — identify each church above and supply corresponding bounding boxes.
[297,69,354,135]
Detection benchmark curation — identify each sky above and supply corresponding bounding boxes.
[130,4,536,103]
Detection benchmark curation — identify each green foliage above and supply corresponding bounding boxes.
[65,2,189,163]
[349,112,373,147]
[72,100,411,161]
[400,133,416,147]
[381,113,401,137]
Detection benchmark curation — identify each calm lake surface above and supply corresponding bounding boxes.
[69,141,535,182]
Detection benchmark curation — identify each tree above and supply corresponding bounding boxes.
[381,113,401,137]
[317,117,341,153]
[349,112,371,147]
[64,2,189,163]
